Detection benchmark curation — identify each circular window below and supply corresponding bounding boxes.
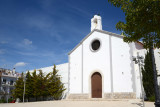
[91,39,101,51]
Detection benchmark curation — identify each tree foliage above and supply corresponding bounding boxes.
[25,71,33,101]
[32,70,39,100]
[12,65,65,101]
[12,73,24,101]
[142,50,155,101]
[107,0,160,102]
[48,64,66,100]
[108,0,160,48]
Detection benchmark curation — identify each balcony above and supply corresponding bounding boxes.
[2,82,6,85]
[2,82,10,86]
[2,73,17,77]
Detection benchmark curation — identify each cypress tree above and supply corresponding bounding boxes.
[142,50,155,101]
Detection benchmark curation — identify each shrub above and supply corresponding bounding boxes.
[0,99,6,103]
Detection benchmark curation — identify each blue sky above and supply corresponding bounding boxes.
[0,0,125,72]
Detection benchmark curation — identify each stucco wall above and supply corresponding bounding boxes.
[69,30,136,97]
[155,49,160,77]
[69,45,82,93]
[111,36,133,93]
[82,31,111,95]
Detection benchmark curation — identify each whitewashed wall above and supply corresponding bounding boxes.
[82,31,111,95]
[111,36,133,93]
[69,30,136,97]
[69,45,82,93]
[132,42,146,98]
[69,31,111,96]
[155,49,160,85]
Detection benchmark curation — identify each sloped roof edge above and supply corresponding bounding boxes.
[68,29,123,55]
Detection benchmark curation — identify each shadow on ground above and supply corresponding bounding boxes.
[131,103,143,107]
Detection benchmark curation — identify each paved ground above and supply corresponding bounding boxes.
[0,99,154,107]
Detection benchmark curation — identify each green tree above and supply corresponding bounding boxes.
[142,50,155,101]
[25,71,33,101]
[108,0,160,48]
[37,70,49,100]
[37,70,44,100]
[47,64,66,100]
[12,73,24,101]
[42,72,50,100]
[32,70,39,101]
[107,0,160,103]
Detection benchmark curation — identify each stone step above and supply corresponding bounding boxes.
[64,99,131,101]
[67,93,136,100]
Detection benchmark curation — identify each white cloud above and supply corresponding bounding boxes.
[23,39,32,45]
[0,41,8,44]
[14,39,35,50]
[0,49,5,54]
[14,62,27,67]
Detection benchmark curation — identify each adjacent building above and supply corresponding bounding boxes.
[0,68,21,100]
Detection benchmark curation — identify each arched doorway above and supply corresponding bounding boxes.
[91,72,102,98]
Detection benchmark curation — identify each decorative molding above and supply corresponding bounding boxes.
[68,55,70,93]
[89,38,102,52]
[82,43,83,93]
[109,35,113,94]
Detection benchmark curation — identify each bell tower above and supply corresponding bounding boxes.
[91,15,102,31]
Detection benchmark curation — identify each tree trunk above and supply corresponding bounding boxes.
[150,45,160,107]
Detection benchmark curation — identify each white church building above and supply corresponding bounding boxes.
[30,15,160,99]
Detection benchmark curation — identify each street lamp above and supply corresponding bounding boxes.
[133,52,145,107]
[23,73,26,103]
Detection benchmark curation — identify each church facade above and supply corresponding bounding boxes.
[30,15,160,99]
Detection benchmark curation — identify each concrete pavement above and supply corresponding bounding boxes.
[0,99,154,107]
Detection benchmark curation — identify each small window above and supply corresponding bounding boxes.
[10,80,13,85]
[3,87,6,91]
[2,79,6,84]
[91,39,101,51]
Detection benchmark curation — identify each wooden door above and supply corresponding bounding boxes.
[91,72,102,98]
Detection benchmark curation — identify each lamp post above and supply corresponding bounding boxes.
[133,52,145,107]
[150,46,160,107]
[23,73,26,103]
[6,84,9,103]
